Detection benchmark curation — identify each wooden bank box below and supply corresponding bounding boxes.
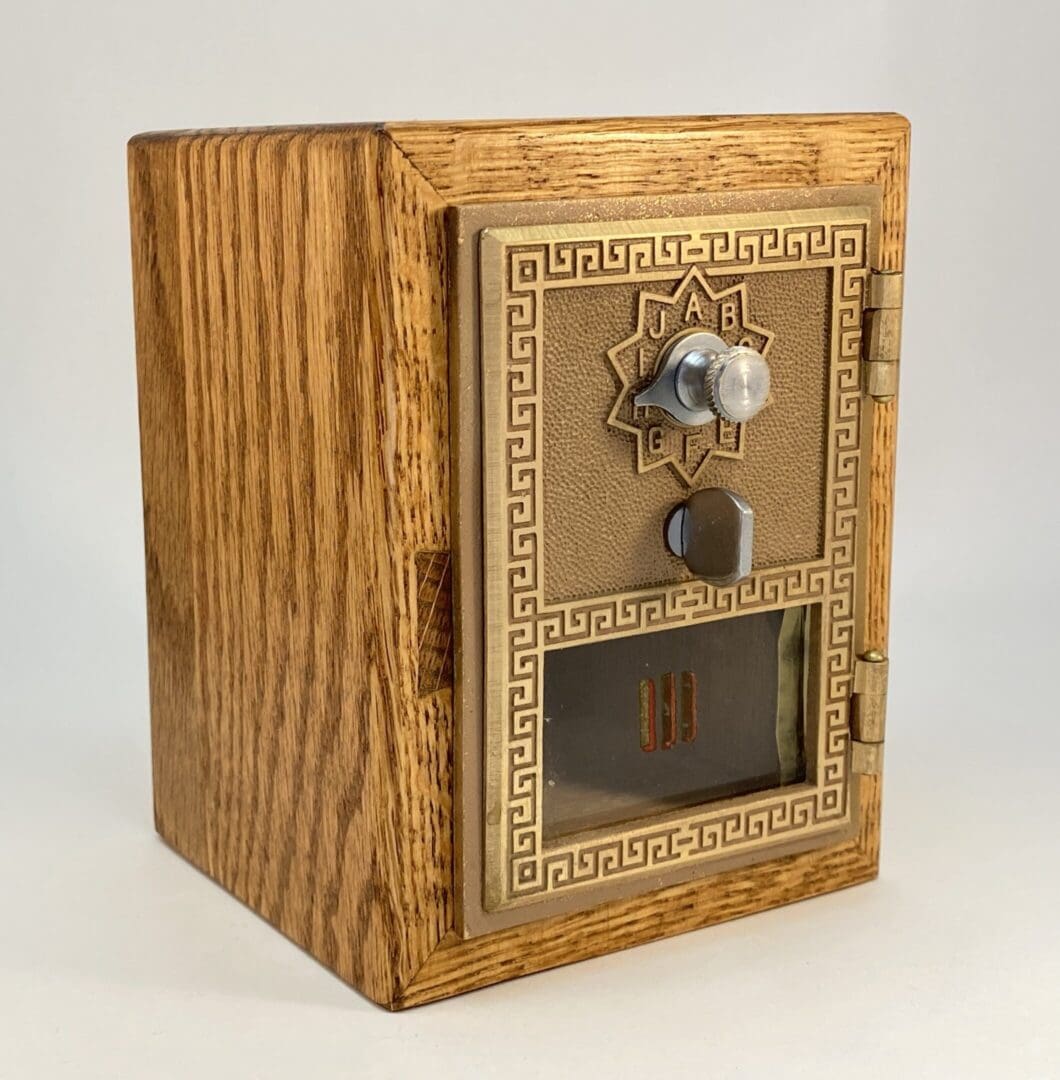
[129,114,908,1008]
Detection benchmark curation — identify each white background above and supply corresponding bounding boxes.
[2,1,1058,1076]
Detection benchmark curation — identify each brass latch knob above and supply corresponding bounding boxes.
[665,487,754,586]
[634,331,771,427]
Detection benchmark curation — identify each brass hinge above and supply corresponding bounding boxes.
[863,271,903,402]
[851,650,889,774]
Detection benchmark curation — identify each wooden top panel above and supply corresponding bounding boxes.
[386,113,908,270]
[388,115,899,199]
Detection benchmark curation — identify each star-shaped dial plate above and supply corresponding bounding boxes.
[606,268,775,486]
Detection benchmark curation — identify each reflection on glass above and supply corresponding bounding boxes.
[541,606,808,839]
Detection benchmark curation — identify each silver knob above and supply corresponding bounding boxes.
[665,487,753,586]
[634,331,770,427]
[703,346,771,422]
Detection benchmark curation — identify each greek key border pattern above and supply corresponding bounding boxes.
[512,221,866,284]
[489,217,868,904]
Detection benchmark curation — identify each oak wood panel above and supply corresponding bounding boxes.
[865,123,908,651]
[867,402,899,650]
[130,138,208,868]
[386,113,909,208]
[131,126,452,1006]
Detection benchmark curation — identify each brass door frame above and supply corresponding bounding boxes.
[451,189,881,937]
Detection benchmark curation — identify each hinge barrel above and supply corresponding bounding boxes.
[863,271,903,402]
[851,650,889,774]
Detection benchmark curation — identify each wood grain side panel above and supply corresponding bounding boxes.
[133,126,452,1006]
[350,131,454,991]
[129,137,208,869]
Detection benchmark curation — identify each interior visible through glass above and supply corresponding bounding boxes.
[541,606,809,839]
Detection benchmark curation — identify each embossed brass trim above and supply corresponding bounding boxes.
[478,206,874,914]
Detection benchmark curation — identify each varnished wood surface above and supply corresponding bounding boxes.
[130,138,208,869]
[131,115,907,1009]
[131,126,452,1006]
[386,113,907,220]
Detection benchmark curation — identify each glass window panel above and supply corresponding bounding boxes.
[541,606,808,839]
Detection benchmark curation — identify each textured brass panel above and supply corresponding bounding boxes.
[542,268,830,603]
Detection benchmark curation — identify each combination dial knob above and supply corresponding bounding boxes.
[634,331,770,427]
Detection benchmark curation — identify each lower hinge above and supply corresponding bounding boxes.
[863,271,903,403]
[851,650,889,774]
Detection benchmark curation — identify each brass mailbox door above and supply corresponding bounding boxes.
[452,190,880,936]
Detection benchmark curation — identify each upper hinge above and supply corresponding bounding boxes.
[862,271,904,402]
[851,650,889,774]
